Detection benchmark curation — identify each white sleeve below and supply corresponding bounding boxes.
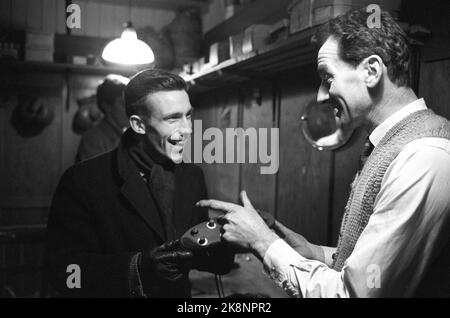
[263,139,450,297]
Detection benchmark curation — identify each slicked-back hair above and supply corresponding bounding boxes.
[312,7,411,87]
[124,69,188,118]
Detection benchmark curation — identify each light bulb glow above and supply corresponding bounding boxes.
[102,27,154,65]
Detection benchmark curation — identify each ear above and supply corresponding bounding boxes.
[129,115,146,135]
[363,55,383,88]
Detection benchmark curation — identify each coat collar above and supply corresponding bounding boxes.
[116,131,165,241]
[116,129,194,241]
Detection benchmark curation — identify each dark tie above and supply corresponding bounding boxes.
[359,137,374,171]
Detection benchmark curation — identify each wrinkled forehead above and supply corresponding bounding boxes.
[317,37,340,66]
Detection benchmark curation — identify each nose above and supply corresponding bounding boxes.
[317,82,330,104]
[179,116,192,135]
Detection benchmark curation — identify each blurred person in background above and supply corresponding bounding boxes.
[76,74,130,162]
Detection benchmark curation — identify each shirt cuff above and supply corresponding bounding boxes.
[263,239,307,281]
[321,246,337,267]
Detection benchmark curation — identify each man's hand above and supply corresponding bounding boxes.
[140,240,193,297]
[273,221,324,261]
[196,191,279,260]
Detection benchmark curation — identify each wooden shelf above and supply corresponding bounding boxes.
[203,0,293,47]
[0,60,141,77]
[181,25,320,95]
[89,0,209,12]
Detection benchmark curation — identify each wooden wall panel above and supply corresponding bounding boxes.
[0,0,12,29]
[62,74,104,172]
[55,0,66,34]
[192,89,240,204]
[42,0,57,34]
[419,59,450,120]
[191,93,218,199]
[276,72,332,246]
[240,83,277,214]
[202,0,225,34]
[26,0,41,31]
[99,1,115,38]
[11,0,27,30]
[85,1,101,37]
[212,89,240,204]
[1,0,176,38]
[0,71,64,208]
[113,0,128,36]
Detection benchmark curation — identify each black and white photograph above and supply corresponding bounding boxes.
[0,0,449,301]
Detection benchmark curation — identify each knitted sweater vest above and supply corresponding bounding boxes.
[332,109,450,271]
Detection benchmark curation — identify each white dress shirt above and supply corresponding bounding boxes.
[263,99,450,297]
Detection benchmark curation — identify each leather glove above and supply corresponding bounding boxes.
[139,239,193,297]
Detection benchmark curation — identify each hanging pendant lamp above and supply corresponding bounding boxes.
[102,22,154,65]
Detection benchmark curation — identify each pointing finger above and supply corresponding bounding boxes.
[196,199,238,213]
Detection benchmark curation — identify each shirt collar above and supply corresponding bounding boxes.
[369,98,427,147]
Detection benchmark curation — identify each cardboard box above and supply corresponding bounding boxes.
[224,0,243,19]
[183,63,193,75]
[25,48,53,62]
[72,56,87,65]
[242,24,271,54]
[268,19,289,44]
[312,0,354,26]
[208,41,230,66]
[192,57,205,73]
[229,33,244,59]
[26,32,54,50]
[312,0,403,26]
[289,0,314,34]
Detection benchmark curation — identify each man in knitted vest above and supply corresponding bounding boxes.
[197,7,450,297]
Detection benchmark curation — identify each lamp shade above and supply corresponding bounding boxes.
[102,22,154,65]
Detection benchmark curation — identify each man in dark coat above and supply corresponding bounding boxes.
[45,69,233,297]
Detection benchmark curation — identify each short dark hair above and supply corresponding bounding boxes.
[312,7,411,87]
[96,74,129,113]
[124,69,188,117]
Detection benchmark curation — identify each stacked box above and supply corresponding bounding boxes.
[229,33,244,59]
[312,0,402,26]
[289,0,314,34]
[312,0,354,25]
[242,24,271,54]
[208,41,230,66]
[25,32,54,62]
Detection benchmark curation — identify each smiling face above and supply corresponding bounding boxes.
[140,90,193,163]
[316,36,373,132]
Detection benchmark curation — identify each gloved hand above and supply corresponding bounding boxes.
[139,240,193,297]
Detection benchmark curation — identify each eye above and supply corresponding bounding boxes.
[166,118,179,123]
[324,74,333,85]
